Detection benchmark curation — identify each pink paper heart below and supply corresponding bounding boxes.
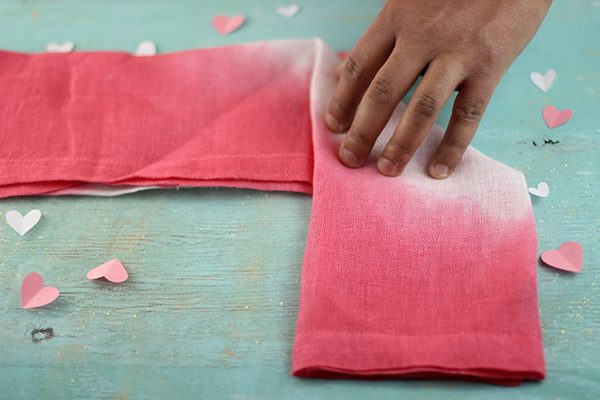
[541,241,583,273]
[21,272,60,309]
[543,105,573,129]
[212,15,245,36]
[87,258,129,283]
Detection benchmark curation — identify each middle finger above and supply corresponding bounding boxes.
[339,45,427,168]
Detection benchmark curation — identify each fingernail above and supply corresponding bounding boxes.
[340,147,361,168]
[377,158,401,176]
[326,113,342,132]
[430,163,449,179]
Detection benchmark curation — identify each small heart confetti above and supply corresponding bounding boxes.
[528,182,550,198]
[541,241,583,273]
[212,15,246,36]
[135,40,157,56]
[6,209,42,236]
[46,41,74,53]
[543,105,573,129]
[277,4,301,17]
[87,258,129,283]
[530,69,556,92]
[21,272,60,309]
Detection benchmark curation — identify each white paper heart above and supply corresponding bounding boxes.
[135,40,157,56]
[277,4,300,17]
[6,209,42,236]
[530,70,556,93]
[528,182,550,198]
[46,41,74,53]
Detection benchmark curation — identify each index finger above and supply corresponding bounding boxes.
[326,16,395,133]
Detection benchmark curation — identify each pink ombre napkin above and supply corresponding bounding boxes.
[0,39,544,384]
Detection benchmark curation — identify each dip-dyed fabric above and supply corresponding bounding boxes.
[0,40,545,384]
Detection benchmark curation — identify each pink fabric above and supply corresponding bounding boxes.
[0,44,313,195]
[0,40,545,384]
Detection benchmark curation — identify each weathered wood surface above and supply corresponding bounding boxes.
[1,1,599,398]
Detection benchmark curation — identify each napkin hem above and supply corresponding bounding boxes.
[292,330,545,385]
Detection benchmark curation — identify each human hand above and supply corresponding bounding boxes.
[327,0,551,178]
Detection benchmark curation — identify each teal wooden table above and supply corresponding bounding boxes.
[1,1,599,398]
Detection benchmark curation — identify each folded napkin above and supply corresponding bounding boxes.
[0,39,545,384]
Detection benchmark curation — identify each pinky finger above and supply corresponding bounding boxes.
[428,81,495,179]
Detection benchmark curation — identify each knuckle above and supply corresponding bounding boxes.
[413,94,440,118]
[329,97,349,115]
[446,139,470,153]
[386,140,414,159]
[343,56,364,83]
[388,48,404,63]
[479,46,505,68]
[347,130,373,149]
[367,78,395,106]
[435,63,459,86]
[454,101,485,125]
